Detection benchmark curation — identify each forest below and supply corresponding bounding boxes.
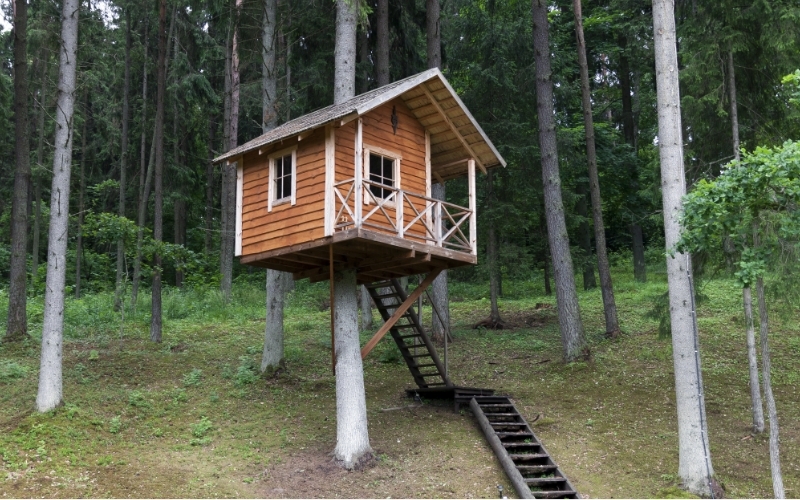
[1,0,800,498]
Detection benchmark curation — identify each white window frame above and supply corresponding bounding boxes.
[363,144,401,206]
[268,146,297,212]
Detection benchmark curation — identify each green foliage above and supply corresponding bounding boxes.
[0,360,30,382]
[190,416,213,446]
[108,416,122,434]
[233,356,259,386]
[183,368,203,387]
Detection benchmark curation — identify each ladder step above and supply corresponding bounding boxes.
[484,412,521,417]
[525,477,567,485]
[408,353,432,358]
[502,442,542,449]
[477,403,516,408]
[412,363,437,369]
[516,465,558,473]
[524,490,577,499]
[489,422,528,427]
[508,453,550,461]
[419,373,443,378]
[496,432,535,438]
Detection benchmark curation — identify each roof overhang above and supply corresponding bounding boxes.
[213,68,506,181]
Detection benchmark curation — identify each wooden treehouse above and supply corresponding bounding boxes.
[214,68,505,286]
[214,70,579,499]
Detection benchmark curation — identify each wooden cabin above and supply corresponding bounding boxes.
[214,68,506,284]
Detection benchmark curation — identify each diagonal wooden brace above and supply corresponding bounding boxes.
[360,268,442,359]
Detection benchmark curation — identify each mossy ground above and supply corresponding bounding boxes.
[0,267,798,498]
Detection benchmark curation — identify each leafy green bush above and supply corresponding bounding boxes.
[190,416,213,446]
[234,356,258,386]
[0,360,29,382]
[182,368,203,387]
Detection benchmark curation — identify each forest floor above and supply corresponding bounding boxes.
[1,267,799,498]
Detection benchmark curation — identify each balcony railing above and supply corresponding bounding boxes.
[332,177,475,254]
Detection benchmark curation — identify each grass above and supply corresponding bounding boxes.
[0,266,798,498]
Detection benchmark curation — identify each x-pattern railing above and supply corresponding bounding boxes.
[332,177,474,253]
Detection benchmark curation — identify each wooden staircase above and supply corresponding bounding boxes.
[365,279,452,389]
[470,396,578,499]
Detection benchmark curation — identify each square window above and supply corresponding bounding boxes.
[369,152,395,199]
[268,148,296,211]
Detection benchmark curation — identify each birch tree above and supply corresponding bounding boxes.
[6,0,31,343]
[652,0,714,494]
[36,0,80,412]
[532,0,586,361]
[332,0,372,469]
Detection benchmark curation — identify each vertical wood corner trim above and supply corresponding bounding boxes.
[234,161,244,257]
[324,125,335,236]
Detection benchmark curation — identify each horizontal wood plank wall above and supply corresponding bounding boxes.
[334,121,357,227]
[361,99,430,242]
[241,128,327,255]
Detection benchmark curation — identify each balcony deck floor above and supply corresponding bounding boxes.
[240,228,476,284]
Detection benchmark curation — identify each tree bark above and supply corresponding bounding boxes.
[487,170,503,325]
[360,285,373,331]
[742,286,764,433]
[37,0,80,412]
[756,277,785,498]
[260,0,291,373]
[576,185,596,290]
[262,269,286,372]
[205,118,215,256]
[221,0,242,302]
[358,24,370,94]
[334,0,357,103]
[132,19,150,308]
[333,269,373,468]
[430,183,451,342]
[652,0,714,494]
[114,7,132,311]
[75,98,89,299]
[574,0,619,336]
[631,224,647,281]
[728,50,740,162]
[426,0,441,69]
[32,50,48,291]
[6,0,31,342]
[150,0,168,343]
[532,0,586,361]
[376,0,389,87]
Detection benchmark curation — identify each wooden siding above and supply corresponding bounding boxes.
[360,99,430,242]
[241,128,326,255]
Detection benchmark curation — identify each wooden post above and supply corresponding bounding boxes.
[435,200,442,247]
[425,131,432,242]
[397,191,404,238]
[329,244,335,375]
[234,161,243,257]
[354,118,363,227]
[467,159,477,255]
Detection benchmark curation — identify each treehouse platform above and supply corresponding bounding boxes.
[214,68,505,282]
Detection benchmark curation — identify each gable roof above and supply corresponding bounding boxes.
[214,68,506,180]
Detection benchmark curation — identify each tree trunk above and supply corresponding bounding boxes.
[75,102,89,299]
[360,285,373,331]
[426,0,441,69]
[430,183,450,342]
[376,0,389,87]
[574,0,619,336]
[487,170,503,325]
[756,277,785,498]
[6,0,31,342]
[262,269,286,372]
[132,20,149,308]
[333,269,373,468]
[114,7,132,311]
[358,24,370,94]
[32,48,48,292]
[150,0,168,344]
[260,0,291,373]
[334,0,357,103]
[742,286,765,433]
[532,0,586,362]
[576,185,596,290]
[332,0,371,467]
[36,0,79,412]
[728,51,740,162]
[205,118,215,256]
[652,1,714,494]
[618,35,636,148]
[174,199,185,287]
[631,224,647,282]
[221,0,242,302]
